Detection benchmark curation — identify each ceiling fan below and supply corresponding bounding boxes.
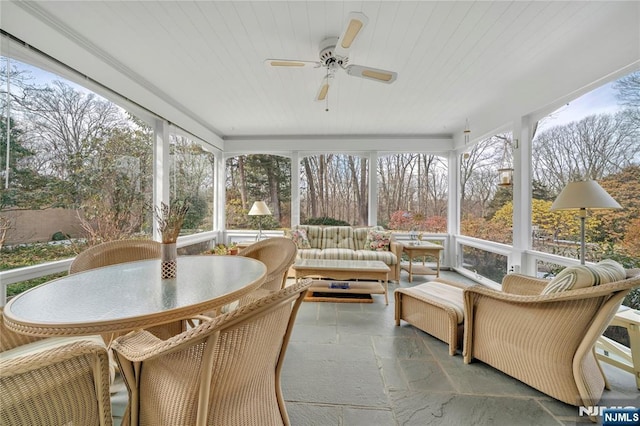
[264,12,398,105]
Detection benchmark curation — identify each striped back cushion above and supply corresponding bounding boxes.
[319,227,355,249]
[293,225,322,248]
[541,259,626,294]
[353,227,371,250]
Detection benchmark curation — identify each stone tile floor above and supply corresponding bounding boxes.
[281,270,639,426]
[113,269,639,425]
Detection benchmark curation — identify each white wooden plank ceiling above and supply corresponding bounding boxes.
[1,1,638,148]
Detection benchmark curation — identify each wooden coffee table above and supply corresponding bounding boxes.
[401,242,444,282]
[292,259,390,305]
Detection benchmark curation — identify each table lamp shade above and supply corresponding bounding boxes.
[248,201,271,241]
[248,201,271,216]
[550,180,622,211]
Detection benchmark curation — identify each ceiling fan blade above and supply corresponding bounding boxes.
[334,12,369,58]
[264,59,320,68]
[315,76,331,102]
[345,64,397,84]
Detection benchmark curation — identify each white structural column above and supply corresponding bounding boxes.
[215,154,227,235]
[153,119,170,242]
[291,151,301,226]
[368,151,378,226]
[447,150,461,269]
[511,116,533,275]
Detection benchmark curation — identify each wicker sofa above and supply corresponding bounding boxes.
[287,225,401,282]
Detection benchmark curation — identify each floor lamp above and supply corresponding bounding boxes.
[248,201,272,241]
[550,180,621,265]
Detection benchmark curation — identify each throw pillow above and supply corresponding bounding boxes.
[541,259,626,294]
[290,229,311,249]
[364,228,391,251]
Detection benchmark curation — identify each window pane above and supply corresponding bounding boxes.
[461,245,507,284]
[300,154,366,226]
[531,71,640,267]
[1,56,153,249]
[169,134,215,235]
[225,154,291,229]
[378,154,448,232]
[460,133,513,244]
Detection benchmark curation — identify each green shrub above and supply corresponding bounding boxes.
[51,231,70,241]
[6,273,67,299]
[303,217,350,226]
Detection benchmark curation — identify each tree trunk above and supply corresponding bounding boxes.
[238,156,247,210]
[303,157,317,218]
[268,164,280,222]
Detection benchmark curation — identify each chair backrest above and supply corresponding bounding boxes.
[0,307,113,425]
[69,239,161,274]
[238,237,297,291]
[112,279,311,426]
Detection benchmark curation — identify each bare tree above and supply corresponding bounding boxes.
[377,154,417,218]
[614,71,640,108]
[532,112,640,194]
[16,81,125,206]
[460,136,505,216]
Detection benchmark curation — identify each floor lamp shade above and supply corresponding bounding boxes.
[550,180,621,264]
[248,201,272,240]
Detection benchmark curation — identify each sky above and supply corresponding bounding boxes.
[537,81,622,133]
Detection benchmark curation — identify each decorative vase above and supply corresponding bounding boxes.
[161,242,177,279]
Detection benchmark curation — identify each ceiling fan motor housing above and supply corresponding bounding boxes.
[319,37,348,67]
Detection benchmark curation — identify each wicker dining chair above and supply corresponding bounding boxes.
[69,239,161,274]
[69,239,183,340]
[238,237,298,292]
[111,278,311,426]
[0,309,113,426]
[463,269,640,411]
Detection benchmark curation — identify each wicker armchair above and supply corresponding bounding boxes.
[463,270,640,408]
[69,239,161,274]
[111,279,311,426]
[0,309,113,426]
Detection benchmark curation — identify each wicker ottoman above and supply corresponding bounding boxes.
[394,279,465,356]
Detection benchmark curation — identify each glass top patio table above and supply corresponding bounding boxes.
[3,255,266,337]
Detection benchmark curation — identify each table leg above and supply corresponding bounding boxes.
[408,259,413,283]
[383,279,388,305]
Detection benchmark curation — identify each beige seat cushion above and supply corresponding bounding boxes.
[403,281,465,324]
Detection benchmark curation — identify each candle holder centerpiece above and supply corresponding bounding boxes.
[155,200,189,279]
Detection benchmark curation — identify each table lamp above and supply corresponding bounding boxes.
[550,180,621,265]
[248,201,272,241]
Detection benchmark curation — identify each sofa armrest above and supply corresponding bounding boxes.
[390,240,402,258]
